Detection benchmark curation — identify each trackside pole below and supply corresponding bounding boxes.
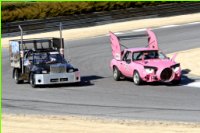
[19,25,24,74]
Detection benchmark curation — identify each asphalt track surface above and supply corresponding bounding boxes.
[2,23,200,122]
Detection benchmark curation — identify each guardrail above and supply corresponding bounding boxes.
[2,3,200,37]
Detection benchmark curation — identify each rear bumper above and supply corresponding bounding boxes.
[34,71,80,85]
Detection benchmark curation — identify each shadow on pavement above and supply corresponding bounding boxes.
[149,69,199,87]
[80,75,105,86]
[123,69,199,87]
[180,69,195,86]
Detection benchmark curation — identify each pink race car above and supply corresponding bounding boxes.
[109,29,181,85]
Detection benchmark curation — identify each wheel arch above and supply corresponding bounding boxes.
[133,69,140,76]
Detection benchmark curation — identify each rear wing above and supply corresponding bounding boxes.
[109,31,122,60]
[109,28,159,51]
[146,29,158,50]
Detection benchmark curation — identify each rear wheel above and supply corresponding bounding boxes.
[113,66,121,81]
[29,73,36,88]
[133,71,142,85]
[14,69,21,84]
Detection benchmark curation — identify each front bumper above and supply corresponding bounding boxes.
[142,71,181,82]
[34,71,80,85]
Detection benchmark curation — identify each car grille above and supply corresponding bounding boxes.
[160,68,173,81]
[50,65,66,73]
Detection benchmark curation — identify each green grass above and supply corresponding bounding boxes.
[2,1,169,22]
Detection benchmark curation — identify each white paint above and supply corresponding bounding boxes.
[102,22,200,38]
[105,32,124,36]
[50,52,59,54]
[159,25,179,29]
[187,22,200,25]
[114,32,124,35]
[185,81,200,88]
[132,28,146,32]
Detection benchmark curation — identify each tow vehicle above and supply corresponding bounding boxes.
[9,23,80,87]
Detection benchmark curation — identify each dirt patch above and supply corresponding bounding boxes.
[2,13,200,47]
[168,48,200,76]
[2,114,200,133]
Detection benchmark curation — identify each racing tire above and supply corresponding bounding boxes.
[29,73,36,88]
[133,71,142,85]
[113,66,121,81]
[14,69,22,84]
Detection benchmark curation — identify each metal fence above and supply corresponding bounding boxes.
[2,3,200,37]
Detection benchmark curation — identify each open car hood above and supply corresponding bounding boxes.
[109,31,122,60]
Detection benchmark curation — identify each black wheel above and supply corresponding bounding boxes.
[171,79,181,85]
[133,71,142,85]
[14,69,21,84]
[113,66,121,81]
[29,73,36,88]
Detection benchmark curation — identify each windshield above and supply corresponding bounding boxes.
[47,53,66,63]
[133,50,167,61]
[33,52,66,64]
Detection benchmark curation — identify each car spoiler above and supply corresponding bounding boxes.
[113,28,159,50]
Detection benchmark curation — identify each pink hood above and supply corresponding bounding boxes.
[136,59,176,69]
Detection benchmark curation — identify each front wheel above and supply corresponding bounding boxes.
[133,71,142,85]
[113,66,121,81]
[29,73,36,88]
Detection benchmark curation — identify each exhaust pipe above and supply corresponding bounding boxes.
[19,25,24,74]
[59,22,64,57]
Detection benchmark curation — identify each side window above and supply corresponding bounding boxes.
[127,52,132,61]
[158,51,167,59]
[133,52,142,61]
[123,51,132,63]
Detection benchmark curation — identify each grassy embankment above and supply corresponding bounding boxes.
[2,2,170,23]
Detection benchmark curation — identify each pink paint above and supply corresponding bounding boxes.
[109,29,181,84]
[109,31,121,60]
[147,28,159,50]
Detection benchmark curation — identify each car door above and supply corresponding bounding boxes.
[120,51,132,77]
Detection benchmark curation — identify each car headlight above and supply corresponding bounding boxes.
[144,66,157,74]
[68,68,74,73]
[171,64,180,72]
[145,68,154,74]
